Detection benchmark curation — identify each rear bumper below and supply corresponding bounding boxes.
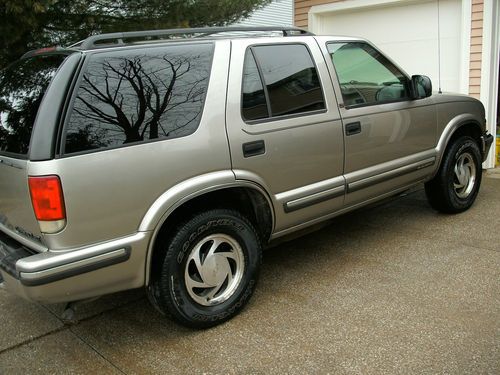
[0,230,150,303]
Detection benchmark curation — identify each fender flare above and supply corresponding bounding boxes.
[140,171,275,283]
[432,114,483,177]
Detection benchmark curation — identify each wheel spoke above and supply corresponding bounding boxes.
[463,160,473,170]
[205,284,223,300]
[185,274,210,290]
[221,250,238,261]
[463,167,471,183]
[454,165,461,182]
[193,241,206,266]
[207,237,224,257]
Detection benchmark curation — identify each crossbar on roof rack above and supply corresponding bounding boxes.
[77,26,313,50]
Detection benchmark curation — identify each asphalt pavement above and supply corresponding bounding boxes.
[1,174,499,374]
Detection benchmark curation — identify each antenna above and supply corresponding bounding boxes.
[437,0,442,93]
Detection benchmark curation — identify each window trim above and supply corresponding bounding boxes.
[59,42,215,157]
[240,42,328,125]
[326,41,412,110]
[241,47,271,122]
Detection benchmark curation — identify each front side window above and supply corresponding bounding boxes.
[241,44,325,122]
[0,55,66,156]
[327,42,410,107]
[64,43,213,154]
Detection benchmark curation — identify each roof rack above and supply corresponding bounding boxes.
[76,26,314,50]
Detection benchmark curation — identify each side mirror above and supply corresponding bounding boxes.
[411,75,432,99]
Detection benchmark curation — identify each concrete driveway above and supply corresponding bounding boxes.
[1,176,499,374]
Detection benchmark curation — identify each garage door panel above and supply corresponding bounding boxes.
[315,0,462,93]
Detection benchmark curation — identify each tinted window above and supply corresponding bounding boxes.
[64,43,213,154]
[327,42,410,107]
[242,51,268,121]
[0,55,66,156]
[244,44,325,120]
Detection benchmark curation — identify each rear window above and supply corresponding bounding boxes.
[0,55,66,157]
[63,43,213,154]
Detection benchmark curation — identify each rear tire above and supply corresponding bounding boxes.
[147,209,261,328]
[425,135,482,213]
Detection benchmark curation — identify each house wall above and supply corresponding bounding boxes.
[469,0,483,99]
[295,0,342,27]
[234,0,294,27]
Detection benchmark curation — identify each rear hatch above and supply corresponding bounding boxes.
[0,54,67,251]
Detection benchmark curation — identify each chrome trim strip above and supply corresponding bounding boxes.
[16,232,146,273]
[284,185,345,212]
[19,248,130,286]
[0,224,47,253]
[242,117,334,135]
[348,157,435,193]
[271,179,426,240]
[345,149,436,185]
[0,156,26,169]
[275,175,345,203]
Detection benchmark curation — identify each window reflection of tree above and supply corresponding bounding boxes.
[67,47,211,153]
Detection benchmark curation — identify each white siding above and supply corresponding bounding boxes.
[233,0,294,27]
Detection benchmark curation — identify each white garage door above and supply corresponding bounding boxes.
[311,0,465,94]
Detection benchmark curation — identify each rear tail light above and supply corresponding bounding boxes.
[28,175,66,233]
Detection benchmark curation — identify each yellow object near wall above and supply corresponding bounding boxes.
[496,136,500,166]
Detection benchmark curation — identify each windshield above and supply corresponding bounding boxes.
[0,54,66,157]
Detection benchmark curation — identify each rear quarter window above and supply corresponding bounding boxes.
[63,43,214,154]
[0,55,66,157]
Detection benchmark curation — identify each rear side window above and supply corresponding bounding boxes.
[64,43,213,154]
[0,55,66,157]
[241,44,325,122]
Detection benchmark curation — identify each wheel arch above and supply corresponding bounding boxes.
[143,179,275,284]
[433,115,484,177]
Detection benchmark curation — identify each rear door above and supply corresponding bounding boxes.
[0,54,67,250]
[226,37,345,234]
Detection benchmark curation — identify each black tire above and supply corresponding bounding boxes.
[147,209,262,328]
[425,135,482,213]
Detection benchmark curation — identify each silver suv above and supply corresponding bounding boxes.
[0,27,493,328]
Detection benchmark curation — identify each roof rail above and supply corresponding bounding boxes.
[77,26,314,50]
[21,46,74,59]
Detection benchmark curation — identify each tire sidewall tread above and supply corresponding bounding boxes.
[425,136,482,213]
[148,209,261,328]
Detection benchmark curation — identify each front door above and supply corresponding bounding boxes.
[318,37,438,206]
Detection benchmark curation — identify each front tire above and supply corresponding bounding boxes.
[147,209,262,328]
[425,135,482,213]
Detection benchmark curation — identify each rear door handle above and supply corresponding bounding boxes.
[242,140,265,157]
[345,122,361,136]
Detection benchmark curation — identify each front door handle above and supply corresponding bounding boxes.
[345,122,361,136]
[242,140,265,157]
